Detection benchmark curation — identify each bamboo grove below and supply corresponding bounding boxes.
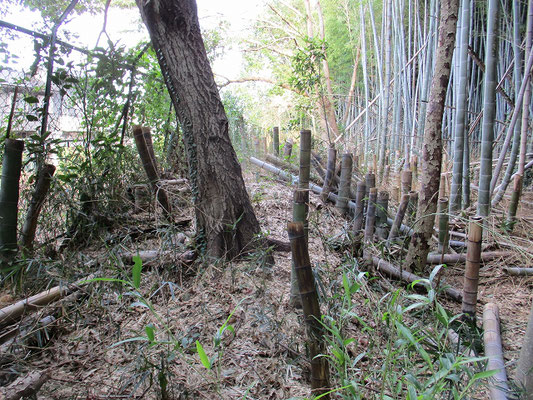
[243,0,533,218]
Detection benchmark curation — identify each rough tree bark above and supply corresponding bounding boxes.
[404,0,459,273]
[136,0,262,259]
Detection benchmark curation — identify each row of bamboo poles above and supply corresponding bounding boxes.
[251,128,531,399]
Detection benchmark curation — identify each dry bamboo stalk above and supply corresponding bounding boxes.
[364,188,377,242]
[365,251,462,302]
[506,174,522,231]
[352,181,366,232]
[462,216,483,318]
[483,303,510,400]
[273,126,280,156]
[336,153,353,215]
[287,222,330,398]
[376,191,389,239]
[388,193,410,240]
[438,197,449,253]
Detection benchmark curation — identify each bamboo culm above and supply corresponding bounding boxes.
[287,222,330,398]
[461,216,483,318]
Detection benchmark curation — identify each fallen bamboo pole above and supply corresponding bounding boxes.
[483,303,511,400]
[427,251,510,265]
[0,275,93,328]
[365,251,462,302]
[502,267,533,276]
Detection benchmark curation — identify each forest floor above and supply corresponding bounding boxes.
[1,161,533,399]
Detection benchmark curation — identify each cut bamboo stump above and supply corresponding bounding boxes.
[462,216,483,318]
[438,197,449,253]
[376,191,389,239]
[352,181,366,232]
[364,188,377,242]
[287,222,330,398]
[483,303,510,400]
[272,126,280,156]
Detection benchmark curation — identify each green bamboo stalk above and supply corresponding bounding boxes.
[518,0,533,178]
[438,197,449,253]
[20,164,56,253]
[491,0,524,207]
[336,153,353,215]
[0,139,24,263]
[287,222,330,398]
[477,0,500,217]
[449,0,471,212]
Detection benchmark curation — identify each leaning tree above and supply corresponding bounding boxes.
[136,0,262,259]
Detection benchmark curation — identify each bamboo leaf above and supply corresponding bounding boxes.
[132,255,142,289]
[196,340,211,369]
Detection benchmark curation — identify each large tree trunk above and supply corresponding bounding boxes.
[136,0,261,259]
[404,0,459,273]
